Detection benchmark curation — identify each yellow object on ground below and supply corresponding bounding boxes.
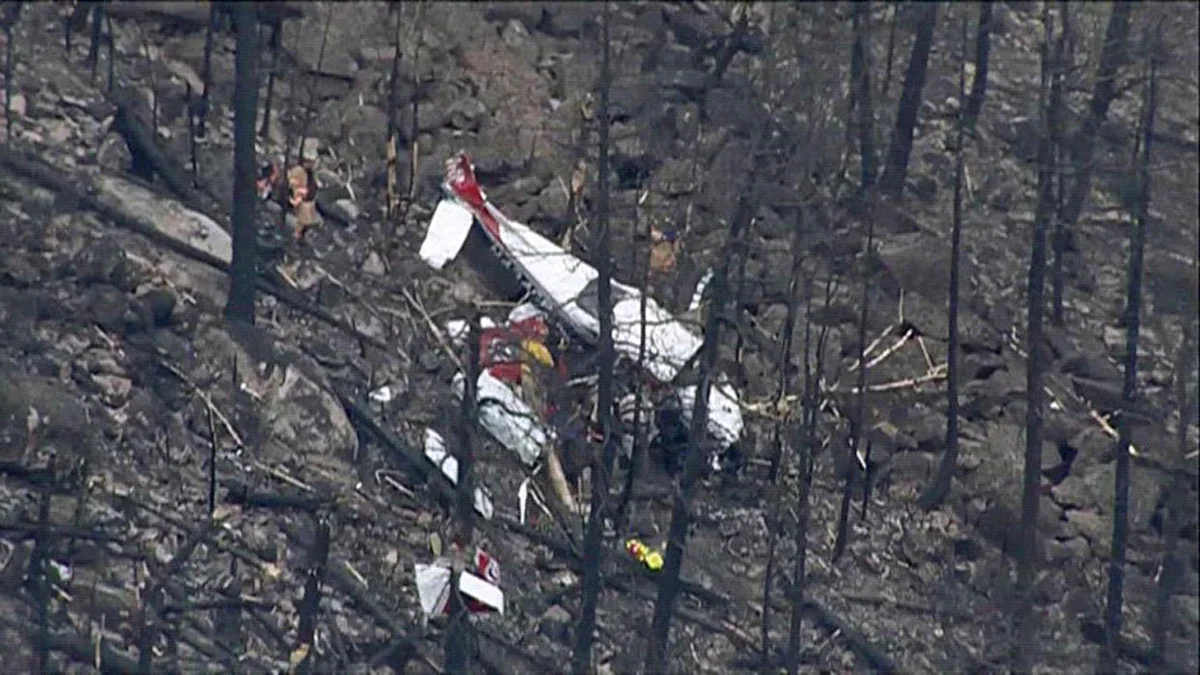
[625,538,664,571]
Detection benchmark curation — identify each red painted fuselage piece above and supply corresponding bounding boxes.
[445,154,502,239]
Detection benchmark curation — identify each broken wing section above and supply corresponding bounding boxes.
[418,199,475,270]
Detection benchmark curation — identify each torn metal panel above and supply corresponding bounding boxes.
[453,370,548,467]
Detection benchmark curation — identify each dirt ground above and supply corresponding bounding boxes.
[0,2,1196,673]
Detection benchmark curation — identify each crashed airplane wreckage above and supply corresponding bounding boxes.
[418,153,744,488]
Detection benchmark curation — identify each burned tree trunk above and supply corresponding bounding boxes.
[879,2,938,199]
[258,20,282,140]
[833,194,874,561]
[293,517,330,674]
[882,3,898,100]
[573,5,615,672]
[2,2,20,143]
[644,78,774,675]
[761,200,809,662]
[851,2,877,189]
[919,13,969,511]
[1050,2,1073,326]
[1012,7,1058,671]
[446,314,481,675]
[87,1,105,79]
[198,4,219,138]
[1102,28,1157,671]
[1056,3,1133,259]
[787,262,837,675]
[1152,285,1198,668]
[224,1,261,325]
[960,1,993,131]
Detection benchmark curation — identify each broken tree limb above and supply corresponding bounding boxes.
[0,147,392,356]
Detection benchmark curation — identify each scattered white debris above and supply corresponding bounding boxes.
[368,385,396,403]
[422,429,494,520]
[415,549,504,617]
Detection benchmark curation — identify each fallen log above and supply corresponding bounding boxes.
[340,394,457,507]
[109,87,218,219]
[28,625,141,674]
[0,147,391,356]
[763,593,901,674]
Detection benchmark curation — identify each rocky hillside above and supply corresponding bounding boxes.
[0,2,1196,673]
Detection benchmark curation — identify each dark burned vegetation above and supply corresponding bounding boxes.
[0,2,1197,674]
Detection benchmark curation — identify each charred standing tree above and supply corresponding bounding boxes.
[786,260,838,675]
[879,2,938,200]
[761,198,809,663]
[573,4,615,672]
[198,4,220,138]
[446,314,481,674]
[882,3,898,100]
[2,2,20,143]
[88,2,104,79]
[643,86,774,675]
[918,13,969,511]
[1152,278,1198,668]
[1012,7,1058,671]
[293,517,331,674]
[960,1,994,131]
[1049,2,1073,326]
[224,1,261,325]
[258,19,282,140]
[851,2,877,189]
[833,194,874,561]
[1056,4,1133,266]
[1102,30,1157,671]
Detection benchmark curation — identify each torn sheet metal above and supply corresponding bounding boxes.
[453,370,548,467]
[415,547,504,617]
[422,428,495,519]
